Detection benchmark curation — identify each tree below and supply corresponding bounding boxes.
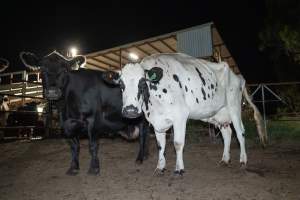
[259,0,300,63]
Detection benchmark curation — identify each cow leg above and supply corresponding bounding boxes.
[154,131,166,174]
[87,120,100,175]
[230,112,247,166]
[136,120,149,164]
[219,126,232,165]
[173,119,187,175]
[66,136,80,175]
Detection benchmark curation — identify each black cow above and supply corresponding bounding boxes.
[20,51,148,175]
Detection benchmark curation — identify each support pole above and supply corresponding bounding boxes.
[261,84,268,139]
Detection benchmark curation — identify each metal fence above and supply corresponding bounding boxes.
[0,70,58,140]
[1,70,299,142]
[246,82,300,140]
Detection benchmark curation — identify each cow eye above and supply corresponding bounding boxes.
[120,80,125,91]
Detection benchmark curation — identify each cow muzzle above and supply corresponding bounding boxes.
[122,105,142,119]
[45,87,62,100]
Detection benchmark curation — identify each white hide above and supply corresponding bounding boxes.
[121,53,266,173]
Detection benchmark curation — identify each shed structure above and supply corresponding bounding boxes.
[85,22,240,74]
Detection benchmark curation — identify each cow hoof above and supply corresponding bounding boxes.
[88,168,100,175]
[174,169,185,176]
[135,159,143,165]
[153,168,166,176]
[218,160,231,167]
[66,168,79,176]
[240,162,247,170]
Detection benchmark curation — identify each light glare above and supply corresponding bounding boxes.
[70,47,78,57]
[37,107,43,113]
[129,52,139,61]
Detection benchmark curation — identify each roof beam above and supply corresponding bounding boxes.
[132,45,150,56]
[114,50,130,63]
[101,54,121,64]
[85,35,177,58]
[147,42,162,53]
[86,36,176,58]
[90,57,119,69]
[86,61,109,71]
[160,40,176,52]
[97,55,120,66]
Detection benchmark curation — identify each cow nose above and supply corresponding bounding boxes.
[122,105,141,119]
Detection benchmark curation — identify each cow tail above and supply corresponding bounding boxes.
[242,83,268,147]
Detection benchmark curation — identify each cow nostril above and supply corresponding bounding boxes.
[123,105,139,115]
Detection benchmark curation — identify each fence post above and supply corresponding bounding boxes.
[261,84,268,140]
[21,71,27,105]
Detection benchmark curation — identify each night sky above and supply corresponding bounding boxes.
[0,1,273,83]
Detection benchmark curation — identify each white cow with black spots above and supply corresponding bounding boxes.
[117,53,267,175]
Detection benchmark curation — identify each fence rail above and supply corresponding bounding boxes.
[0,70,43,104]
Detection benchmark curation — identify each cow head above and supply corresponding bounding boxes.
[0,58,9,73]
[117,63,162,118]
[20,51,86,100]
[117,63,145,118]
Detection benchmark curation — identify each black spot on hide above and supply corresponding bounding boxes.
[162,88,167,93]
[201,87,206,100]
[195,67,206,86]
[173,74,182,88]
[185,86,188,92]
[138,78,150,110]
[149,83,157,90]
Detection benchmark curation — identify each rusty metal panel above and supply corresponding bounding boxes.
[177,24,213,58]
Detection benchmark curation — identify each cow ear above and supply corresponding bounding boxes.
[146,67,163,82]
[20,52,41,70]
[102,71,120,85]
[68,55,86,70]
[0,58,9,72]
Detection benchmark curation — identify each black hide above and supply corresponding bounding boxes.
[138,78,150,110]
[60,69,149,175]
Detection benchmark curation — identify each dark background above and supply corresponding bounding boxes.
[0,0,277,83]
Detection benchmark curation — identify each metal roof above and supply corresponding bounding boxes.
[85,22,240,74]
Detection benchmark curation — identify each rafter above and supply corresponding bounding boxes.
[160,40,176,52]
[86,61,109,71]
[132,45,150,56]
[101,54,121,64]
[97,55,120,66]
[147,42,162,53]
[114,50,130,62]
[90,57,119,69]
[87,36,175,58]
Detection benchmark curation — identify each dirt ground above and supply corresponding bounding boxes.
[0,135,300,200]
